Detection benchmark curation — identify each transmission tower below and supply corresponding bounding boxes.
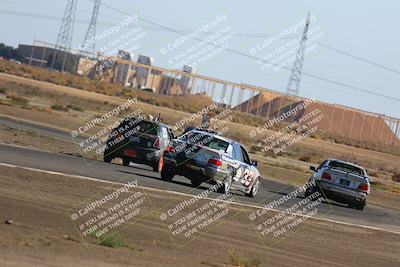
[285,13,311,96]
[82,0,101,52]
[55,0,78,50]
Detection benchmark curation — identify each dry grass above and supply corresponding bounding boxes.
[228,249,261,267]
[1,60,398,156]
[0,63,399,190]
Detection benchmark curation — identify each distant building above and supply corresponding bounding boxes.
[113,50,134,86]
[17,44,81,73]
[135,55,153,89]
[180,65,194,94]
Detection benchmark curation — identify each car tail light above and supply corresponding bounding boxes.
[165,146,175,153]
[321,172,331,180]
[124,149,136,157]
[358,183,369,192]
[208,158,222,167]
[153,139,160,148]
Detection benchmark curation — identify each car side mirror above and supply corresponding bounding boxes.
[309,166,316,172]
[251,160,258,167]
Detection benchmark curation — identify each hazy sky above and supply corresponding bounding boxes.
[1,0,399,118]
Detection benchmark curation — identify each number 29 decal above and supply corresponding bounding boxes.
[241,169,253,187]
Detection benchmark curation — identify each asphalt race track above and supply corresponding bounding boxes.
[1,116,400,233]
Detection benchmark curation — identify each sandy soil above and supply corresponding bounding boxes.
[0,72,399,208]
[1,73,399,184]
[1,124,400,212]
[0,165,399,267]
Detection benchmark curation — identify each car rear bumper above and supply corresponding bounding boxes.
[316,180,366,203]
[163,156,227,183]
[107,146,161,165]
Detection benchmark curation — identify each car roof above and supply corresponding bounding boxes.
[189,129,234,144]
[123,117,169,128]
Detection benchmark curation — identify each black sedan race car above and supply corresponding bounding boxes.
[103,116,173,172]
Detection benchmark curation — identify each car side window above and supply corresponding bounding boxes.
[160,126,169,140]
[240,146,251,165]
[227,144,234,158]
[233,143,243,162]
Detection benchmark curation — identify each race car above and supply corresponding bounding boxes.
[305,159,370,210]
[161,129,261,197]
[103,116,174,172]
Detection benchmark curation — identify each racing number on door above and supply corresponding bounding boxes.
[241,169,253,187]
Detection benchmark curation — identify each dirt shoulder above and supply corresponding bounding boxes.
[1,72,399,178]
[0,165,399,267]
[1,123,400,213]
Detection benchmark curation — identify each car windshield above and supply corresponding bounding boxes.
[328,161,365,176]
[180,131,229,152]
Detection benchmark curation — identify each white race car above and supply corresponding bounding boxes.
[306,159,370,210]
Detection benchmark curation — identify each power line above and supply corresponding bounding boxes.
[82,0,101,51]
[55,0,77,50]
[315,42,400,76]
[96,2,400,102]
[1,7,399,102]
[1,8,399,77]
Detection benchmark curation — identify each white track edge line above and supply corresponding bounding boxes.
[0,162,399,236]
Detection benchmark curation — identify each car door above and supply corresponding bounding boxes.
[240,145,259,188]
[231,143,248,185]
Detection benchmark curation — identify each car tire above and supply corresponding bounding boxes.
[103,154,113,163]
[190,179,202,188]
[217,171,233,194]
[160,169,174,182]
[245,177,260,198]
[306,186,322,201]
[122,158,130,167]
[304,186,313,198]
[354,199,366,211]
[152,157,164,173]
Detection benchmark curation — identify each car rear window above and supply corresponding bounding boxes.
[180,132,229,152]
[120,119,158,136]
[328,161,365,176]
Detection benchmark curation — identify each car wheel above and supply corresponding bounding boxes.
[103,154,113,163]
[152,157,164,173]
[245,177,260,198]
[306,186,322,201]
[354,199,366,211]
[190,179,202,188]
[160,169,174,182]
[217,171,233,194]
[304,186,313,198]
[122,158,130,167]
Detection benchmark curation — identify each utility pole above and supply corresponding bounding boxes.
[286,12,311,96]
[82,0,101,52]
[51,0,78,69]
